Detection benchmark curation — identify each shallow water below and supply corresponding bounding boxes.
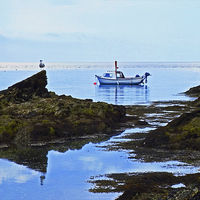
[0,62,200,199]
[0,129,199,200]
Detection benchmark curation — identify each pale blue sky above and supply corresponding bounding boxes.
[1,0,200,62]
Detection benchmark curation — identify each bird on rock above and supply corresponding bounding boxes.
[39,60,45,70]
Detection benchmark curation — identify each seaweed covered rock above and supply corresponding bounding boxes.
[143,109,200,150]
[143,85,200,150]
[0,70,49,104]
[0,70,125,147]
[185,84,200,97]
[89,172,200,200]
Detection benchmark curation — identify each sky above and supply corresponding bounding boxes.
[1,0,200,62]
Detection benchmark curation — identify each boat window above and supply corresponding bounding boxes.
[103,73,112,78]
[120,72,125,78]
[117,72,125,78]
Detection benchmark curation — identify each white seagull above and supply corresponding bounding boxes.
[39,60,45,70]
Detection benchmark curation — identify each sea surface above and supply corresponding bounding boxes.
[0,62,200,199]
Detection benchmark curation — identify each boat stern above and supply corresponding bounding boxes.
[143,72,151,83]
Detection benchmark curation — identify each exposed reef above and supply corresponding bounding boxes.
[184,84,200,97]
[0,70,125,147]
[127,85,200,199]
[2,70,200,199]
[143,89,200,151]
[89,172,200,200]
[89,84,200,199]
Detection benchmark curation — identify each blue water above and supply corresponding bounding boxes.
[46,65,200,104]
[0,62,200,200]
[1,62,199,104]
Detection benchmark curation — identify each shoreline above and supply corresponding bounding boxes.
[0,62,200,71]
[89,85,200,199]
[0,69,200,199]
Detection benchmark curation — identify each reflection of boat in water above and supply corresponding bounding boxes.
[95,61,151,85]
[95,84,149,105]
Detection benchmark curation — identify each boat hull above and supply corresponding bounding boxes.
[95,76,145,85]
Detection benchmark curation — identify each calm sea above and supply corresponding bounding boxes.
[0,62,200,200]
[0,62,200,104]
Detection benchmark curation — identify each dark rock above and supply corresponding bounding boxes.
[0,70,49,103]
[135,120,149,126]
[164,184,200,200]
[0,70,126,147]
[143,108,200,150]
[89,83,200,200]
[185,84,200,97]
[142,82,200,150]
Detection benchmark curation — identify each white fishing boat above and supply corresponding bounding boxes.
[95,61,151,85]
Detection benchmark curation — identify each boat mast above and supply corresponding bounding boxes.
[115,61,118,78]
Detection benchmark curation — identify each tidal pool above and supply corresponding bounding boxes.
[0,126,199,200]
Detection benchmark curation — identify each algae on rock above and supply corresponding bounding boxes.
[0,70,126,147]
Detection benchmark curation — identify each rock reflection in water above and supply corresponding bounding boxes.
[0,132,199,200]
[0,147,48,173]
[0,134,125,199]
[0,159,39,184]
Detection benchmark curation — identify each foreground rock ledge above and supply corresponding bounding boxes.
[0,70,125,147]
[143,85,200,151]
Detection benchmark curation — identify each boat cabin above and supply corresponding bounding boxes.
[103,71,125,79]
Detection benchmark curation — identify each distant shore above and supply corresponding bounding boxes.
[0,62,200,71]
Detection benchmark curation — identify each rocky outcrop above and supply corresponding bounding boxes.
[0,70,125,147]
[89,83,200,200]
[143,84,200,150]
[0,70,49,103]
[185,85,200,97]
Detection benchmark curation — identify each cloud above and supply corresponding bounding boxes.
[49,0,78,6]
[3,0,199,42]
[1,0,200,62]
[0,160,38,184]
[45,33,60,38]
[1,0,147,39]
